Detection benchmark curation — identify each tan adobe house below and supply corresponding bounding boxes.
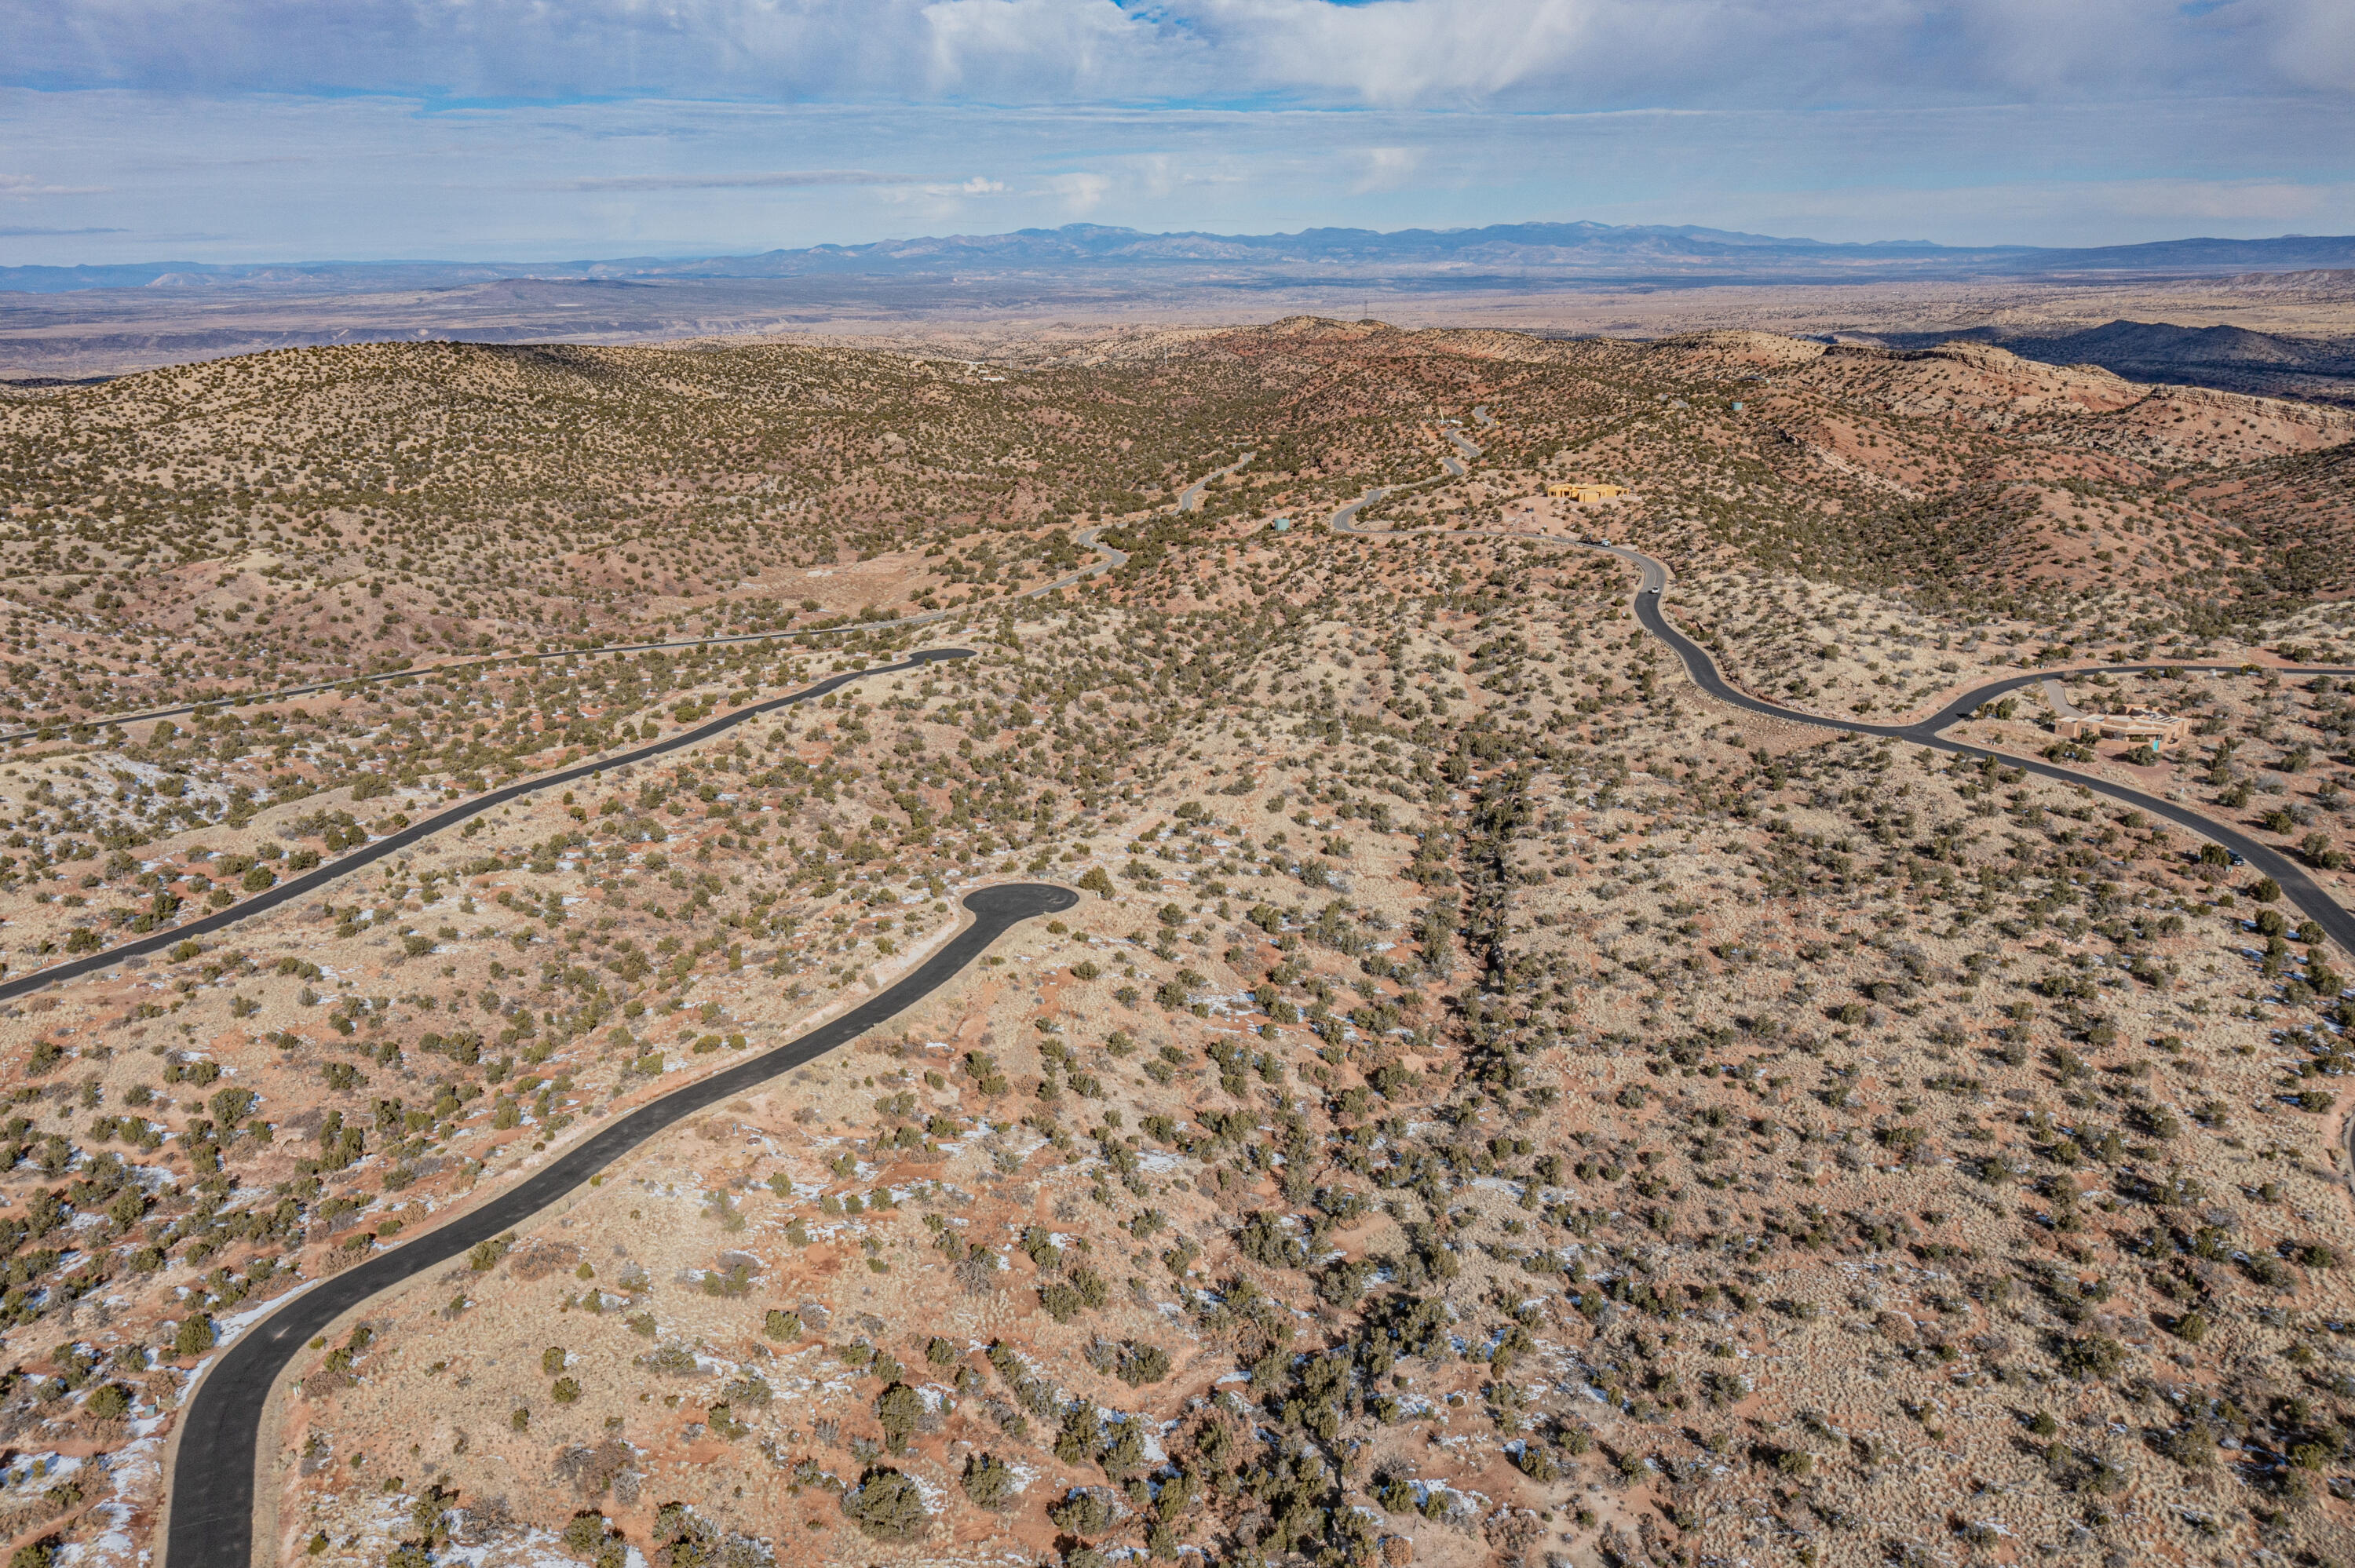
[2043,677,2189,745]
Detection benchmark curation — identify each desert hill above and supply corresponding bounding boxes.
[1,320,2354,1568]
[5,323,2355,743]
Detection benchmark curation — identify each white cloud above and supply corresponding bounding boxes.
[0,87,2345,266]
[1351,146,1418,195]
[917,0,1185,97]
[0,172,110,196]
[2263,0,2355,93]
[902,174,1010,199]
[3,0,2346,110]
[1046,170,1112,212]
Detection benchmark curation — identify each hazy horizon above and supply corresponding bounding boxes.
[7,216,2353,284]
[2,1,2351,266]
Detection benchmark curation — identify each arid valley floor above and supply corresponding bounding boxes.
[2,308,2355,1568]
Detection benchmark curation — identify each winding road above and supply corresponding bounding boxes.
[1328,417,2355,1249]
[0,470,1205,996]
[0,446,1252,999]
[49,421,2332,975]
[1626,567,2355,953]
[163,881,1076,1568]
[0,649,979,1006]
[1178,453,1255,512]
[17,408,2355,1563]
[1326,448,2355,958]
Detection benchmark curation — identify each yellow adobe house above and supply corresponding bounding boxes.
[1547,483,1628,503]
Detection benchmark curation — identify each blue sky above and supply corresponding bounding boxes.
[2,0,2350,264]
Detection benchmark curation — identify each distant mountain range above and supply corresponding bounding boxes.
[9,221,2355,295]
[7,221,2355,392]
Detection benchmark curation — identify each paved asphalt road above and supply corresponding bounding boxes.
[1354,502,2355,1215]
[1178,453,1254,512]
[1617,560,2355,957]
[1325,512,2355,959]
[0,647,977,1006]
[27,417,2355,1555]
[1349,401,2355,1392]
[163,880,1076,1568]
